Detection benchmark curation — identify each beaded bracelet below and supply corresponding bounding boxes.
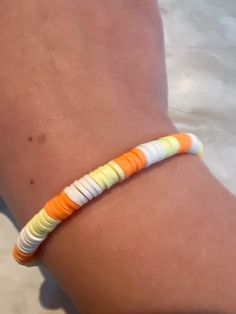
[13,133,203,266]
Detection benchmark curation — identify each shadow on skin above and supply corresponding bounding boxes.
[0,197,80,314]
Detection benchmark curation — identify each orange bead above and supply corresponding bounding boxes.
[52,197,73,220]
[56,196,73,212]
[113,155,136,177]
[45,198,64,221]
[60,191,80,210]
[13,245,35,265]
[129,152,144,171]
[172,133,192,153]
[128,150,145,171]
[54,196,74,219]
[123,152,139,173]
[131,148,147,168]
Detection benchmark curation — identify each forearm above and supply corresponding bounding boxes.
[0,0,170,223]
[1,1,236,314]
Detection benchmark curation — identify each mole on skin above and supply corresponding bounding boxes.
[29,179,34,185]
[28,134,46,143]
[38,133,46,144]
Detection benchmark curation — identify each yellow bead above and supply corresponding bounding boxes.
[98,165,119,188]
[89,170,107,190]
[107,160,126,181]
[38,210,58,229]
[95,167,113,189]
[164,136,181,153]
[30,215,50,235]
[158,138,174,157]
[37,212,52,229]
[102,164,120,183]
[28,220,44,238]
[41,208,60,225]
[198,143,203,157]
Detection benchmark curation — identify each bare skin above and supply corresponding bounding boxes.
[0,1,236,313]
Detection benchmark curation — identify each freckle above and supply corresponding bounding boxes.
[28,136,33,142]
[29,179,35,185]
[38,133,46,144]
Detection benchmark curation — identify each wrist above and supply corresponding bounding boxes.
[0,105,175,225]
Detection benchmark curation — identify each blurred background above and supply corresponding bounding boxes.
[0,1,235,313]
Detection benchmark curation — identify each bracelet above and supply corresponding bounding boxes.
[13,133,203,266]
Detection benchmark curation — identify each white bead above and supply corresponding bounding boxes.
[78,176,100,198]
[64,184,88,207]
[150,141,167,161]
[74,180,94,200]
[83,175,103,194]
[20,227,45,252]
[17,237,37,254]
[71,182,89,203]
[187,133,202,155]
[146,143,162,164]
[24,225,47,243]
[137,145,154,167]
[16,227,43,254]
[144,142,164,162]
[138,140,167,166]
[20,230,34,248]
